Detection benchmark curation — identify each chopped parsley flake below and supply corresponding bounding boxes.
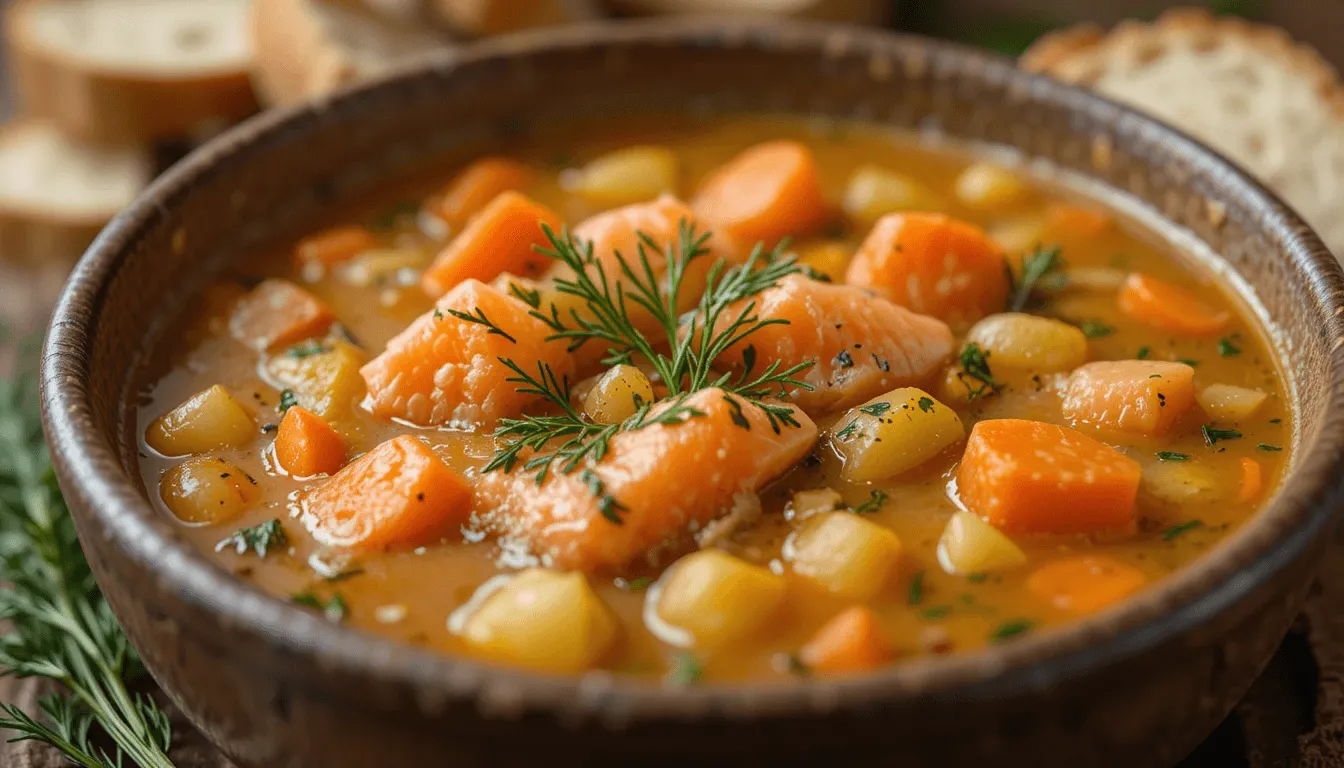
[1156,451,1190,462]
[216,519,288,558]
[1217,337,1242,357]
[917,396,935,413]
[1257,443,1283,452]
[277,389,299,413]
[989,619,1034,643]
[292,591,348,622]
[1136,346,1151,360]
[852,490,888,514]
[1162,520,1204,541]
[666,651,703,686]
[859,401,892,417]
[908,571,925,606]
[1201,425,1242,446]
[1079,320,1114,339]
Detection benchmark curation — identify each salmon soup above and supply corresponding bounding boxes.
[137,115,1289,683]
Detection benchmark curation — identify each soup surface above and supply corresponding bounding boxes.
[138,115,1289,683]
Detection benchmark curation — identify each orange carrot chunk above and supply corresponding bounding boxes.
[1044,203,1112,241]
[293,225,377,270]
[1117,272,1230,336]
[274,406,346,478]
[437,157,536,230]
[421,191,563,298]
[229,279,336,351]
[691,140,827,251]
[799,606,895,674]
[846,212,1010,328]
[361,279,574,427]
[299,435,472,552]
[1026,555,1147,615]
[1239,457,1264,502]
[957,419,1142,535]
[1061,360,1196,437]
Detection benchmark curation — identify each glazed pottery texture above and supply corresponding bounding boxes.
[40,19,1344,767]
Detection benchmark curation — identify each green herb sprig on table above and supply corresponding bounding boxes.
[482,222,815,494]
[0,343,175,768]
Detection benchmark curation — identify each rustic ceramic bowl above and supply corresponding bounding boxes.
[40,19,1344,767]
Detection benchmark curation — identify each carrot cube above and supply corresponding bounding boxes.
[437,157,536,230]
[1061,360,1196,436]
[956,419,1141,535]
[298,435,472,552]
[229,279,336,351]
[273,406,346,478]
[421,191,562,298]
[799,606,894,674]
[1117,272,1230,336]
[293,225,377,270]
[1026,555,1147,614]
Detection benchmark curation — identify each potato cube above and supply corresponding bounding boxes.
[266,340,367,421]
[655,550,785,649]
[936,509,1027,575]
[565,146,678,207]
[966,313,1088,372]
[955,162,1030,211]
[583,365,655,424]
[146,385,255,457]
[1142,461,1221,504]
[1196,383,1268,422]
[788,512,902,601]
[829,387,965,482]
[160,457,259,525]
[788,487,843,521]
[461,569,617,673]
[842,165,945,224]
[988,217,1046,254]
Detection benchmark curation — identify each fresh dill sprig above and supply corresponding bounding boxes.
[483,221,814,493]
[1008,244,1063,312]
[0,342,174,768]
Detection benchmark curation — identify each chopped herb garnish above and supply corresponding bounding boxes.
[1217,337,1242,357]
[957,342,1003,401]
[859,401,892,417]
[835,419,862,441]
[1156,451,1190,462]
[666,651,703,685]
[786,654,812,677]
[292,591,348,622]
[1008,244,1062,312]
[852,490,888,514]
[1162,520,1204,540]
[989,619,1034,643]
[834,349,854,369]
[216,519,288,558]
[277,389,298,413]
[922,606,952,620]
[1079,320,1114,339]
[1257,443,1283,452]
[917,396,935,413]
[908,571,925,606]
[325,567,365,583]
[967,573,988,584]
[1136,346,1151,360]
[1201,425,1242,445]
[580,469,627,525]
[1269,418,1282,425]
[432,309,444,320]
[624,576,654,592]
[1178,358,1200,367]
[286,339,331,358]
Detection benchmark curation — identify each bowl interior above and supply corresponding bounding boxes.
[42,19,1344,714]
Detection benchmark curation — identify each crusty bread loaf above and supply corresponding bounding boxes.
[1022,8,1344,257]
[3,0,258,143]
[250,0,453,106]
[601,0,892,23]
[0,121,151,265]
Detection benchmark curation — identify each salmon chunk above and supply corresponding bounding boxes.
[476,388,818,572]
[1061,360,1197,436]
[229,279,335,351]
[707,274,954,415]
[360,279,574,427]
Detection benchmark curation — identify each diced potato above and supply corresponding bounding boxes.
[583,365,655,424]
[966,313,1088,372]
[146,385,255,457]
[988,217,1046,254]
[655,549,786,649]
[788,512,903,601]
[955,162,1030,211]
[795,241,850,282]
[1196,383,1268,422]
[341,248,427,287]
[460,569,616,673]
[564,146,678,206]
[788,487,843,521]
[266,340,367,421]
[160,457,259,525]
[829,387,965,482]
[1061,267,1127,292]
[842,165,945,224]
[1143,461,1221,504]
[936,509,1027,575]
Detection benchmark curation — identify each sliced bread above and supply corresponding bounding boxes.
[3,0,258,143]
[250,0,453,106]
[1022,8,1344,257]
[0,121,151,265]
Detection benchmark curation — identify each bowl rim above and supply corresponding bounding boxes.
[40,17,1344,720]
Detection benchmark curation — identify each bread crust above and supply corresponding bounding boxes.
[4,0,258,144]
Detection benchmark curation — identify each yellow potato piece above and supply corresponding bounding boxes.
[1142,461,1222,504]
[461,569,616,673]
[842,165,945,224]
[583,365,655,425]
[566,146,678,207]
[655,549,785,650]
[937,509,1027,575]
[795,241,851,282]
[146,384,255,457]
[955,162,1030,211]
[788,512,902,601]
[160,457,259,525]
[966,313,1088,372]
[1196,383,1268,422]
[829,387,965,482]
[788,487,843,521]
[266,340,367,422]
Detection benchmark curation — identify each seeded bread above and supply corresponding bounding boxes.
[3,0,258,143]
[250,0,453,106]
[0,121,151,265]
[1022,8,1344,257]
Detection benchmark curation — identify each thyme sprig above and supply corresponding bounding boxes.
[483,221,814,489]
[0,343,174,768]
[1008,244,1063,312]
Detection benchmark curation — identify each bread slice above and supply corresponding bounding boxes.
[0,122,151,266]
[3,0,258,143]
[1022,8,1344,257]
[601,0,893,23]
[250,0,454,107]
